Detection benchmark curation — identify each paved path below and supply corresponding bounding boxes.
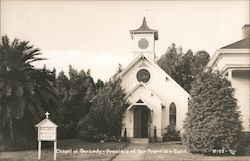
[112,143,148,161]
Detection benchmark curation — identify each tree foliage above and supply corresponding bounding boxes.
[77,78,129,141]
[0,35,120,147]
[0,35,57,143]
[183,70,242,154]
[157,43,210,92]
[55,66,96,139]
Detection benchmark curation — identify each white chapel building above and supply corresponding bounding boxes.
[118,18,190,142]
[206,25,250,132]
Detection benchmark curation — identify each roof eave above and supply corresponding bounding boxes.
[220,37,250,49]
[129,30,159,40]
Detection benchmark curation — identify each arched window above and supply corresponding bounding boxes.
[169,103,176,127]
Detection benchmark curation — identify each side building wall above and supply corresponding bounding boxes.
[231,70,250,132]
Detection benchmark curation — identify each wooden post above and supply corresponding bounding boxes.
[54,141,57,160]
[38,141,41,160]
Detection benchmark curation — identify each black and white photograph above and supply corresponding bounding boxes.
[0,0,249,161]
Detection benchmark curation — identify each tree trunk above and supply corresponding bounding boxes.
[9,120,14,141]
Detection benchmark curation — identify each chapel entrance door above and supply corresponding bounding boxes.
[134,106,149,138]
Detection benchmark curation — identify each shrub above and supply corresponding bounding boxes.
[77,79,129,142]
[237,132,250,154]
[0,136,36,151]
[77,117,121,142]
[77,115,97,141]
[183,71,242,154]
[163,125,181,141]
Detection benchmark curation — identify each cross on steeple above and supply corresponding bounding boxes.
[45,111,50,119]
[141,8,148,17]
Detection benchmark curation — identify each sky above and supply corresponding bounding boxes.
[0,0,249,81]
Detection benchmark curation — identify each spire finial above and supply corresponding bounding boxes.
[141,8,148,18]
[45,111,50,119]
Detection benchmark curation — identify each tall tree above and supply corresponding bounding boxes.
[158,43,178,77]
[55,66,96,139]
[68,66,95,124]
[95,79,104,90]
[191,50,210,75]
[183,70,242,154]
[157,43,210,92]
[0,35,57,141]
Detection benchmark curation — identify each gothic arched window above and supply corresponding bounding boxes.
[169,103,176,127]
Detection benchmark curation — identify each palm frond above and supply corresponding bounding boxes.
[0,35,58,140]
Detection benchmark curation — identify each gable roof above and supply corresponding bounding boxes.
[35,118,58,128]
[119,54,190,97]
[125,81,165,105]
[221,37,250,49]
[127,98,153,111]
[129,17,158,40]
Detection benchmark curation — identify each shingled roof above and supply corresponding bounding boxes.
[221,37,250,49]
[130,17,158,40]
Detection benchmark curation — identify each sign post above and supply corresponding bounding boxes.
[36,112,58,160]
[38,140,41,160]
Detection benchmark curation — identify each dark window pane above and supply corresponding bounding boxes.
[137,69,150,83]
[169,103,176,127]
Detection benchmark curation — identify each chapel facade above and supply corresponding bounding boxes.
[119,18,190,142]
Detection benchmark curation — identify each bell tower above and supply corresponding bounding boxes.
[130,17,158,61]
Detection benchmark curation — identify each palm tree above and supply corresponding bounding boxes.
[0,35,57,141]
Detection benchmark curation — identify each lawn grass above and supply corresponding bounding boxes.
[1,140,249,161]
[0,139,128,161]
[142,142,250,161]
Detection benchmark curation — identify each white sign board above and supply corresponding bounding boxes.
[38,127,56,141]
[36,112,58,160]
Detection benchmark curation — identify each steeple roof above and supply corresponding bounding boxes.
[130,17,158,40]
